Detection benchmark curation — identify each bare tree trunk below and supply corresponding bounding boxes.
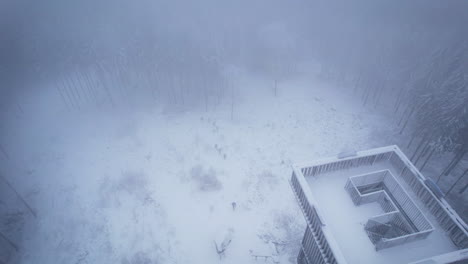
[421,142,433,156]
[353,73,362,93]
[394,97,404,114]
[414,141,431,165]
[119,68,130,99]
[179,78,186,107]
[399,106,415,134]
[445,168,468,195]
[81,72,97,104]
[203,84,208,112]
[459,181,468,194]
[372,82,381,107]
[398,105,411,126]
[61,78,77,110]
[61,79,77,109]
[0,174,36,218]
[394,87,405,113]
[170,75,177,105]
[0,144,9,159]
[69,76,82,103]
[274,79,278,97]
[420,147,436,171]
[437,150,467,183]
[66,76,81,110]
[16,103,23,115]
[85,71,99,102]
[443,150,466,176]
[230,85,235,121]
[407,133,418,148]
[55,82,70,110]
[96,66,114,107]
[362,86,371,106]
[98,71,115,108]
[0,231,18,252]
[75,73,90,104]
[374,85,384,109]
[115,66,126,100]
[411,135,428,161]
[150,70,159,101]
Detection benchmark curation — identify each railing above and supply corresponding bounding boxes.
[291,170,344,264]
[300,151,394,177]
[296,146,468,249]
[389,147,468,248]
[345,183,397,214]
[408,248,468,264]
[343,169,435,250]
[297,248,308,264]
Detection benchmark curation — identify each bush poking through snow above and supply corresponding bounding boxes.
[214,228,234,259]
[121,251,159,264]
[190,165,222,191]
[98,171,159,209]
[257,211,303,263]
[258,171,279,188]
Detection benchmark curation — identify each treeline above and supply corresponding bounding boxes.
[306,0,468,190]
[45,41,230,112]
[1,0,308,112]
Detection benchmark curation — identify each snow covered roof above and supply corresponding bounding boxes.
[290,145,468,264]
[408,249,468,264]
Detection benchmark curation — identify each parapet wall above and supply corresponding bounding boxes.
[291,145,468,264]
[296,146,467,249]
[345,170,434,250]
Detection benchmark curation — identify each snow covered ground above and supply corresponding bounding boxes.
[1,72,404,263]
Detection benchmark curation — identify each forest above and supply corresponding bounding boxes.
[0,0,467,263]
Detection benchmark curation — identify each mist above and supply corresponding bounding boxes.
[1,0,467,263]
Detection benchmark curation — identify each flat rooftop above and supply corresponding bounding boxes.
[305,164,457,264]
[291,146,468,264]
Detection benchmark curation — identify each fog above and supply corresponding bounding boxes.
[1,0,467,263]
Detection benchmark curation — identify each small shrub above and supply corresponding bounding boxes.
[121,251,158,264]
[190,165,222,191]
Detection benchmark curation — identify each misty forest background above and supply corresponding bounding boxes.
[0,0,467,262]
